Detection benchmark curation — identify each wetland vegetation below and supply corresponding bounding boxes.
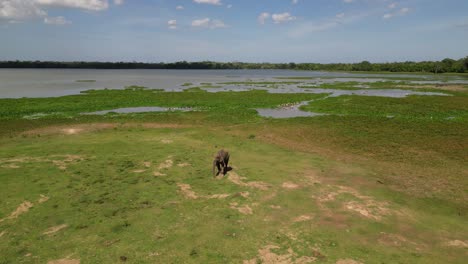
[0,73,467,263]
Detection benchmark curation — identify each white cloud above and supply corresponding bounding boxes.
[343,0,353,3]
[193,0,221,5]
[167,19,177,29]
[292,0,298,4]
[388,2,397,9]
[191,17,226,29]
[227,4,232,8]
[35,0,109,11]
[272,12,296,24]
[383,13,393,19]
[383,7,410,19]
[176,5,183,10]
[113,0,123,5]
[44,15,70,25]
[289,13,366,37]
[0,0,110,23]
[0,0,46,20]
[258,12,269,25]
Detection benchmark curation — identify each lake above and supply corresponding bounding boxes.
[0,69,465,98]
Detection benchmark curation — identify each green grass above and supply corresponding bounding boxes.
[0,89,328,121]
[0,83,467,263]
[301,94,468,121]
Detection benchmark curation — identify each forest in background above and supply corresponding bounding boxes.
[1,57,467,73]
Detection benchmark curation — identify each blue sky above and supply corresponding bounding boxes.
[0,0,467,62]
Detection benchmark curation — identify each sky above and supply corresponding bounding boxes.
[0,0,467,63]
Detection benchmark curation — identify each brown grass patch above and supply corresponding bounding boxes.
[377,232,424,251]
[43,224,68,236]
[177,163,191,167]
[153,172,166,176]
[0,231,5,238]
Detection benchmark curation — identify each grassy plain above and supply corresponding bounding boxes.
[0,80,467,263]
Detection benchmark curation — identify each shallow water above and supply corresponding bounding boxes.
[0,69,462,98]
[256,101,325,118]
[82,106,193,115]
[202,85,448,98]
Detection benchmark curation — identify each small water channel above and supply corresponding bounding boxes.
[82,106,193,115]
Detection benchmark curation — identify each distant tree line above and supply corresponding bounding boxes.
[1,57,467,73]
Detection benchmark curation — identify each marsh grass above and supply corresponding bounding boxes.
[0,83,467,263]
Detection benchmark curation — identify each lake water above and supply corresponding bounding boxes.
[0,69,465,98]
[82,106,194,115]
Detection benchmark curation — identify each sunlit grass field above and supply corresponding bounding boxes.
[0,80,467,263]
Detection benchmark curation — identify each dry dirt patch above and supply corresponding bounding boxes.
[177,163,191,167]
[47,259,80,264]
[51,155,84,170]
[177,183,199,199]
[161,139,173,144]
[282,182,300,190]
[228,172,270,190]
[62,128,84,135]
[23,122,192,136]
[230,202,253,215]
[207,194,230,199]
[445,240,468,248]
[38,195,49,204]
[1,164,20,169]
[0,201,33,223]
[316,185,391,221]
[43,224,68,236]
[24,123,116,136]
[158,159,173,170]
[243,245,316,264]
[0,155,85,170]
[177,183,230,200]
[0,231,6,238]
[293,215,313,223]
[153,172,166,176]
